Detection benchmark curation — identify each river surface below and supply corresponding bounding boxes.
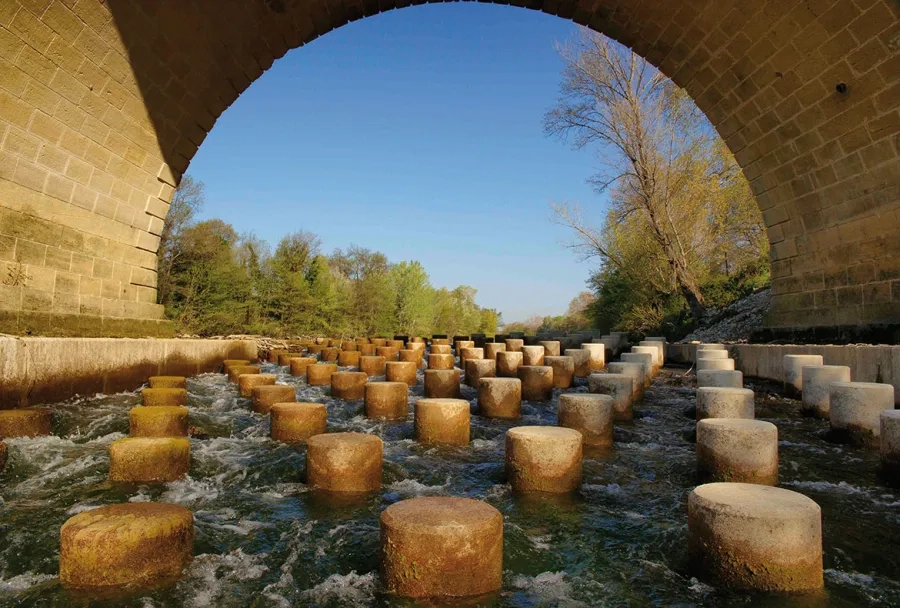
[1,362,899,607]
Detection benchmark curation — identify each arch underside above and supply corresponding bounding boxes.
[0,0,897,336]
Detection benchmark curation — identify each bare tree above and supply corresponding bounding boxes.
[544,30,713,320]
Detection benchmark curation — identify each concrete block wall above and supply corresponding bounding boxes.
[0,336,257,407]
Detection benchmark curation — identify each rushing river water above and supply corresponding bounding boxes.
[1,362,899,607]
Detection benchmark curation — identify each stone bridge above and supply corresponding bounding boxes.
[0,0,897,337]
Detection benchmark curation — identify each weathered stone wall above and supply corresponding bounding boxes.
[0,336,257,407]
[0,0,897,335]
[667,342,900,403]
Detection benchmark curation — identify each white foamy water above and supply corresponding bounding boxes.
[299,571,377,605]
[0,572,56,592]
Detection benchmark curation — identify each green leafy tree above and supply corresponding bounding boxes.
[390,261,434,336]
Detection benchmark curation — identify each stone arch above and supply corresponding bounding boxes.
[0,0,897,336]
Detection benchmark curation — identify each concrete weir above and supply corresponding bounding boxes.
[0,336,257,407]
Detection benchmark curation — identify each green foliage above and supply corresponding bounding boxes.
[160,177,497,337]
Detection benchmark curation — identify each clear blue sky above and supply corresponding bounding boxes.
[188,3,608,324]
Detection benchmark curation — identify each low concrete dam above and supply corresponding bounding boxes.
[0,336,898,605]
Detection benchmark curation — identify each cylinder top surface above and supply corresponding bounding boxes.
[691,483,819,517]
[382,496,499,528]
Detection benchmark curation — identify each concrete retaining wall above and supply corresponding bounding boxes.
[667,343,900,403]
[0,337,258,407]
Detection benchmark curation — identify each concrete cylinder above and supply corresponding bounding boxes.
[372,338,387,347]
[459,346,483,369]
[694,343,725,362]
[697,349,729,360]
[607,362,646,401]
[558,394,613,448]
[517,365,553,401]
[829,381,894,447]
[564,349,591,378]
[386,361,418,386]
[307,363,338,386]
[148,376,186,389]
[415,398,470,445]
[484,342,506,360]
[359,344,377,356]
[398,349,422,367]
[227,365,260,382]
[544,356,575,389]
[697,370,743,388]
[620,353,653,388]
[407,341,426,353]
[432,338,450,346]
[638,340,665,366]
[251,384,296,414]
[307,344,324,356]
[580,343,605,371]
[497,351,524,378]
[59,503,193,590]
[801,365,851,418]
[477,377,522,419]
[388,339,406,350]
[428,353,454,370]
[696,387,755,421]
[632,346,660,375]
[365,382,408,419]
[783,354,824,398]
[521,345,545,366]
[505,426,582,493]
[360,355,387,376]
[587,373,634,421]
[381,497,502,598]
[376,346,399,362]
[306,432,383,492]
[697,358,735,371]
[424,369,461,399]
[238,373,276,398]
[642,338,666,364]
[109,437,190,482]
[224,359,251,372]
[0,441,6,471]
[454,340,474,355]
[278,352,297,366]
[270,402,327,442]
[331,371,368,399]
[505,338,524,352]
[881,410,900,482]
[697,419,778,485]
[465,358,496,387]
[431,344,451,355]
[688,483,823,591]
[289,357,317,376]
[338,350,361,368]
[321,347,340,362]
[342,342,358,352]
[267,349,286,363]
[538,340,561,357]
[129,406,188,438]
[142,388,187,407]
[0,408,52,438]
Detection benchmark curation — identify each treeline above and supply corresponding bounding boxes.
[504,291,595,335]
[156,177,499,337]
[543,30,770,339]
